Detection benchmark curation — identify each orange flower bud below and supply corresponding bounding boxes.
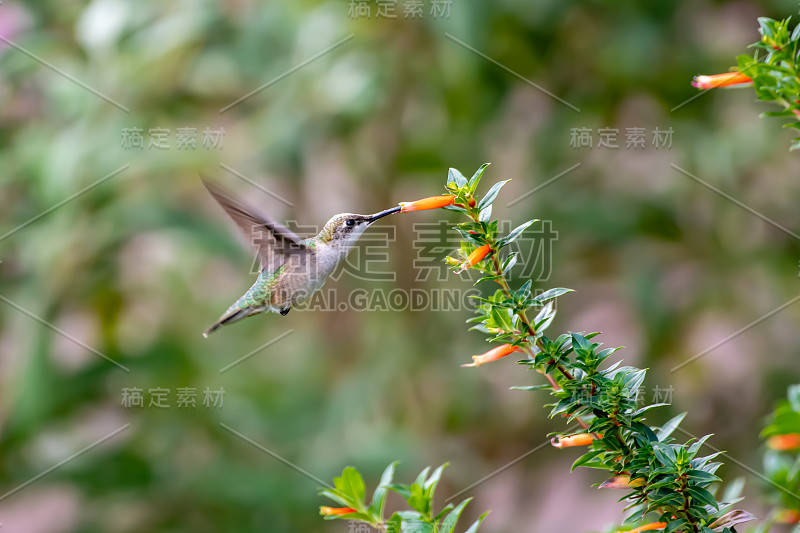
[777,509,800,524]
[551,433,596,448]
[762,36,782,50]
[461,343,520,367]
[618,523,666,533]
[399,195,455,212]
[599,475,646,489]
[767,433,800,451]
[691,72,752,90]
[320,507,356,516]
[455,244,492,273]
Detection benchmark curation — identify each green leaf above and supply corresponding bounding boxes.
[532,288,574,303]
[394,513,432,533]
[623,369,647,397]
[489,307,514,331]
[633,403,670,418]
[319,489,355,509]
[570,332,590,351]
[500,219,538,246]
[657,413,687,441]
[758,16,778,39]
[652,443,677,467]
[387,483,412,500]
[463,511,490,533]
[533,302,555,332]
[477,179,511,211]
[688,434,713,455]
[386,513,402,533]
[665,518,688,532]
[456,227,485,246]
[687,469,721,483]
[630,421,659,442]
[648,493,684,508]
[478,204,492,222]
[334,467,367,511]
[510,384,551,392]
[517,280,532,300]
[571,449,603,472]
[369,462,398,517]
[448,168,467,188]
[686,486,719,510]
[468,163,490,193]
[501,252,519,274]
[407,483,430,516]
[736,54,756,74]
[414,467,431,488]
[424,463,447,494]
[441,203,467,214]
[439,498,471,533]
[434,504,454,523]
[475,273,502,285]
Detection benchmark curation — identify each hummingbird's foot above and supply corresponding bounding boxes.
[280,307,290,316]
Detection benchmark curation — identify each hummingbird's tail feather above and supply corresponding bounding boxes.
[202,319,227,338]
[202,308,257,337]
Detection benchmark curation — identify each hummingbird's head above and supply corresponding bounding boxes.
[319,206,401,251]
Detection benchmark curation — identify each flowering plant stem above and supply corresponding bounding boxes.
[470,208,596,431]
[433,165,755,532]
[693,16,800,150]
[320,165,759,533]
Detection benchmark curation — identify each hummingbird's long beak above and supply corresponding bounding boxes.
[366,206,401,223]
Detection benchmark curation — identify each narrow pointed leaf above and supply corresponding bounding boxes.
[369,462,398,517]
[477,180,511,211]
[448,168,467,188]
[439,498,471,533]
[657,412,687,441]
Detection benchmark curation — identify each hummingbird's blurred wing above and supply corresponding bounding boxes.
[202,179,310,272]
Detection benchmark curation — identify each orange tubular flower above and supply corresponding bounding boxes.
[461,343,520,367]
[455,244,492,273]
[777,509,800,523]
[399,195,455,212]
[618,523,666,533]
[767,433,800,451]
[691,72,752,90]
[551,433,596,448]
[320,507,356,516]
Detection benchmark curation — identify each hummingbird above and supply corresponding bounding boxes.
[201,179,400,337]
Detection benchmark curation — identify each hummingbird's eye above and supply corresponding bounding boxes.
[345,219,355,227]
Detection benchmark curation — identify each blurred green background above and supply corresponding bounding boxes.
[2,1,800,532]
